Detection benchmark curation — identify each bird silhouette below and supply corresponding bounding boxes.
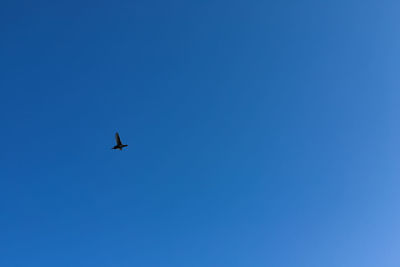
[112,132,128,150]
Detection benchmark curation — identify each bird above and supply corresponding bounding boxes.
[112,132,128,150]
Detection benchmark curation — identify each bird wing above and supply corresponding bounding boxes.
[115,132,122,145]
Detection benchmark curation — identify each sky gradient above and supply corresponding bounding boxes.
[1,0,400,266]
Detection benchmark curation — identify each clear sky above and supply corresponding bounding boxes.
[1,0,400,266]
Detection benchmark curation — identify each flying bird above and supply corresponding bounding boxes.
[112,132,128,150]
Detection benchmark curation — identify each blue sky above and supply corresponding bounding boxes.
[1,0,400,266]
